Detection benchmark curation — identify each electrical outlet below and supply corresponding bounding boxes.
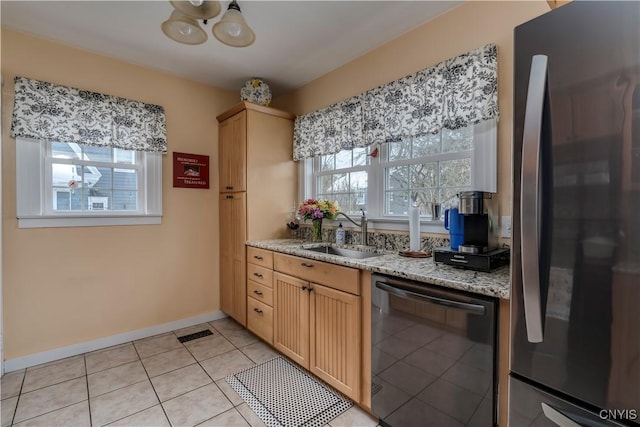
[501,216,512,238]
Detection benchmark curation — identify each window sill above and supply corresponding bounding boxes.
[18,215,162,229]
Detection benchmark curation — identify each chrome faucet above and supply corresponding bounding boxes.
[334,209,368,246]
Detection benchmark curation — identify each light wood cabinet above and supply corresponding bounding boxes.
[219,193,246,325]
[273,272,310,367]
[218,110,246,192]
[309,283,361,400]
[272,254,362,401]
[246,247,275,344]
[217,102,296,327]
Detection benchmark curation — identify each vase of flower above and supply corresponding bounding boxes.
[297,198,339,243]
[311,218,323,242]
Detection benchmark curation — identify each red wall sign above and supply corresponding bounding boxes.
[173,152,210,189]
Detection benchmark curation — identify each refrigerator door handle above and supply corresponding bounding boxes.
[520,54,547,343]
[540,403,582,427]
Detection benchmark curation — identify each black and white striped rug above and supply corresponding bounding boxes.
[226,356,353,427]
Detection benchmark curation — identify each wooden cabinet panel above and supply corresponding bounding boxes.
[219,193,247,326]
[310,283,361,401]
[273,253,360,295]
[247,297,273,345]
[248,280,273,306]
[247,247,274,269]
[218,102,295,332]
[218,111,246,192]
[273,272,310,369]
[247,264,273,288]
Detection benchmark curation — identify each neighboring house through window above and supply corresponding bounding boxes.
[16,137,162,228]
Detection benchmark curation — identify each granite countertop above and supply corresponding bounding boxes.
[246,239,511,299]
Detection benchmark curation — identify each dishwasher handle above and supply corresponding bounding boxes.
[375,281,486,315]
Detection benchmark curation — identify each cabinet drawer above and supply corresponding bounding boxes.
[247,247,274,269]
[248,280,273,306]
[247,264,273,287]
[273,253,360,295]
[247,297,273,345]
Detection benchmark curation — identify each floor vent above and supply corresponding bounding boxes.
[372,382,383,396]
[177,329,213,343]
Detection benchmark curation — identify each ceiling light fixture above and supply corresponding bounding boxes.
[161,0,255,48]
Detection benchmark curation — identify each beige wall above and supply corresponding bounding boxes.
[1,29,238,360]
[274,1,551,219]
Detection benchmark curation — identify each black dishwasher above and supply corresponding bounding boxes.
[371,273,497,427]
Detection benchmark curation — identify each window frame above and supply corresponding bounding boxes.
[16,137,162,228]
[311,148,372,216]
[301,120,497,233]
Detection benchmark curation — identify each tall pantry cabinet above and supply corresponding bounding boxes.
[217,102,296,326]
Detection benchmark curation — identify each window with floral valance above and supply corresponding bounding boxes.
[10,76,167,153]
[293,43,498,161]
[10,76,165,228]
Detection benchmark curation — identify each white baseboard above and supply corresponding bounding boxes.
[4,310,227,373]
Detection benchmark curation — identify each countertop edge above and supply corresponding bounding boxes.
[246,239,511,300]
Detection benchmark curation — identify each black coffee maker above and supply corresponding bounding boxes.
[458,191,492,253]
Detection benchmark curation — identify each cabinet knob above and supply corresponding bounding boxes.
[253,273,263,278]
[253,307,263,315]
[253,290,263,296]
[226,186,232,190]
[301,262,314,268]
[226,195,233,199]
[253,255,263,260]
[301,286,307,291]
[308,286,313,292]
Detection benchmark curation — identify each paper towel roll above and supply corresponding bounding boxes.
[409,205,420,251]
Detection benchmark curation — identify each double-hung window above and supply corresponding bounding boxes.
[305,120,496,224]
[296,44,499,227]
[382,125,473,217]
[17,138,162,228]
[11,76,165,228]
[313,147,371,215]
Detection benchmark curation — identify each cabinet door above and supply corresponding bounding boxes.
[273,272,310,369]
[218,111,246,192]
[219,193,247,326]
[310,283,361,401]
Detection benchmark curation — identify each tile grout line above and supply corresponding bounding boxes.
[192,325,257,426]
[84,354,93,427]
[8,368,27,426]
[130,338,172,427]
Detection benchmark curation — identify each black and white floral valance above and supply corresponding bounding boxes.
[293,43,498,160]
[10,77,167,152]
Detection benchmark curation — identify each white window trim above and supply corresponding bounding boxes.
[16,137,162,228]
[301,120,497,234]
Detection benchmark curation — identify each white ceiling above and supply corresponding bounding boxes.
[1,1,463,96]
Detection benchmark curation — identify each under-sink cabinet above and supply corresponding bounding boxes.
[265,252,362,402]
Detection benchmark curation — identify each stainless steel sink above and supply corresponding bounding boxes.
[304,245,382,259]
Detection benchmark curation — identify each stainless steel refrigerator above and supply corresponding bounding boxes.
[511,2,640,426]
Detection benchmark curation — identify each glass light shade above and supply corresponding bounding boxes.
[169,0,221,20]
[161,10,207,45]
[212,8,255,47]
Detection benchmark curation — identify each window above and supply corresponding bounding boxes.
[17,138,162,228]
[313,147,370,215]
[382,126,473,217]
[304,120,496,226]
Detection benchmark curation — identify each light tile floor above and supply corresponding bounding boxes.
[1,318,378,427]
